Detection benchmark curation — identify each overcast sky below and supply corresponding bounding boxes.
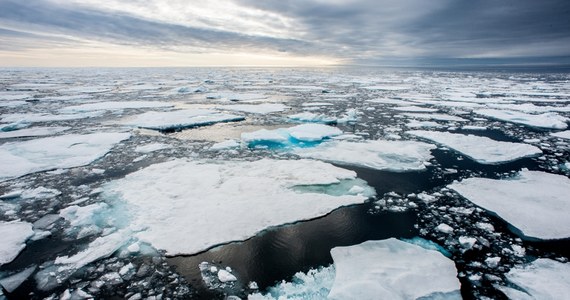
[1,0,569,66]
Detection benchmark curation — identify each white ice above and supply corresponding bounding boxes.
[551,130,570,140]
[476,109,568,129]
[403,113,468,122]
[293,140,435,172]
[449,170,570,239]
[60,101,173,113]
[288,112,337,124]
[0,221,34,266]
[217,103,288,114]
[328,238,461,300]
[119,109,244,131]
[407,130,542,164]
[1,112,103,123]
[102,159,374,255]
[391,106,438,113]
[498,259,570,299]
[0,126,69,139]
[0,132,130,181]
[0,265,36,293]
[248,266,335,300]
[209,140,241,151]
[134,143,172,153]
[241,124,342,145]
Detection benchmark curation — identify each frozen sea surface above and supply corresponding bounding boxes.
[0,67,569,299]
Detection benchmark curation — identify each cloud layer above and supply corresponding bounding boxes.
[1,0,569,66]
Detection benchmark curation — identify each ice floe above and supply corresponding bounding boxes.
[328,238,461,300]
[0,126,69,139]
[120,109,245,131]
[0,265,36,293]
[391,106,438,112]
[248,266,335,300]
[241,124,342,147]
[218,103,288,114]
[407,130,542,164]
[293,140,435,171]
[498,259,570,299]
[1,112,104,123]
[134,143,172,153]
[403,113,468,122]
[210,140,241,151]
[0,221,34,266]
[287,112,337,124]
[0,132,130,181]
[449,170,570,239]
[102,159,374,255]
[551,130,570,140]
[476,109,568,129]
[60,101,173,113]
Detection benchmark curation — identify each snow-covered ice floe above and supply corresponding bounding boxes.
[475,109,568,129]
[497,258,570,299]
[293,140,435,172]
[551,130,570,140]
[241,124,342,147]
[402,113,468,122]
[287,112,337,124]
[1,112,104,123]
[0,126,69,139]
[102,159,375,255]
[328,238,461,300]
[248,266,335,300]
[407,130,542,164]
[0,132,130,181]
[119,109,245,131]
[0,221,34,266]
[217,103,288,114]
[60,101,173,113]
[449,170,570,240]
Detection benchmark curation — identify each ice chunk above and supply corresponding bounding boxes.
[248,266,335,300]
[21,187,61,199]
[134,143,171,153]
[328,238,461,300]
[0,126,69,139]
[217,269,237,283]
[288,112,337,124]
[0,265,36,293]
[1,112,103,123]
[60,101,173,113]
[218,103,288,114]
[436,223,454,234]
[406,120,442,128]
[210,139,241,151]
[293,140,435,172]
[407,130,542,164]
[391,106,438,112]
[120,109,245,131]
[337,109,359,123]
[102,159,373,255]
[403,113,468,122]
[241,129,289,145]
[0,221,34,265]
[241,124,342,147]
[476,109,568,129]
[287,124,342,142]
[0,132,130,181]
[449,170,570,239]
[551,130,570,140]
[498,259,570,299]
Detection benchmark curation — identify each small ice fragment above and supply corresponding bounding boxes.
[217,269,237,283]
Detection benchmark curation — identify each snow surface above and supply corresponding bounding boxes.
[407,130,542,164]
[449,170,570,239]
[551,130,570,140]
[403,113,468,122]
[293,140,435,172]
[102,159,374,255]
[120,109,245,131]
[134,143,172,153]
[476,109,568,129]
[287,112,336,124]
[0,126,69,139]
[0,221,34,266]
[328,238,461,300]
[60,101,173,113]
[0,132,130,181]
[498,259,570,299]
[241,124,342,146]
[218,103,288,114]
[210,140,240,151]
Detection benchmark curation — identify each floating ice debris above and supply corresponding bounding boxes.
[391,106,438,112]
[0,120,30,132]
[241,124,342,147]
[0,221,34,266]
[293,140,435,172]
[551,130,570,140]
[461,125,487,130]
[210,139,241,151]
[403,113,468,122]
[102,159,374,255]
[134,143,172,153]
[337,109,359,123]
[60,101,173,113]
[21,187,62,199]
[362,85,410,91]
[328,238,461,300]
[366,98,418,106]
[0,132,130,181]
[498,259,570,299]
[119,109,245,131]
[205,92,267,102]
[287,112,337,124]
[0,265,36,293]
[0,126,69,139]
[405,120,442,128]
[241,129,288,145]
[1,112,104,123]
[436,223,454,234]
[476,109,568,129]
[449,170,570,239]
[218,103,288,114]
[407,130,542,164]
[487,103,570,113]
[217,270,237,283]
[301,102,334,107]
[248,266,335,300]
[287,124,343,142]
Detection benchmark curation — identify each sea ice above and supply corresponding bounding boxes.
[476,109,568,129]
[241,124,342,146]
[0,265,36,293]
[407,130,542,164]
[449,170,570,239]
[218,103,288,114]
[403,113,468,122]
[498,259,570,299]
[1,112,103,123]
[287,124,343,142]
[328,238,461,300]
[287,112,337,124]
[391,106,438,112]
[293,140,435,171]
[0,221,34,266]
[134,143,172,153]
[248,266,335,300]
[60,101,173,113]
[102,159,374,255]
[0,126,69,139]
[209,140,241,151]
[551,130,570,140]
[0,132,130,181]
[119,109,245,131]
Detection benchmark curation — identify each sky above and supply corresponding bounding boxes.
[0,0,569,67]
